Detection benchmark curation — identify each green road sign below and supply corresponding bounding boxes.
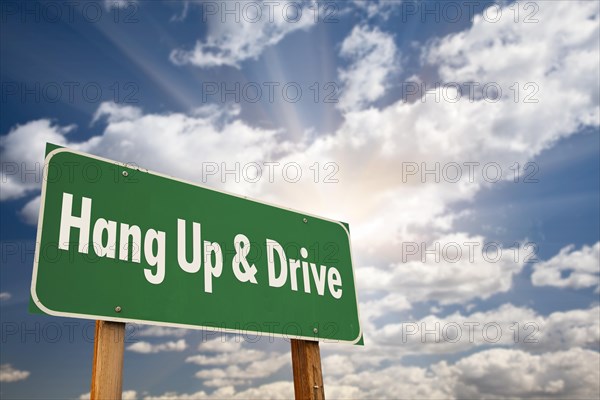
[31,145,362,344]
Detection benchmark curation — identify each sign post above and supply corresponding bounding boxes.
[31,144,362,397]
[291,339,325,400]
[90,321,125,400]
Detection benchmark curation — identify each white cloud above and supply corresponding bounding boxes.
[324,362,452,399]
[122,390,138,400]
[322,303,599,381]
[134,325,189,338]
[324,347,600,399]
[538,307,600,352]
[92,101,143,124]
[187,350,291,389]
[360,292,411,322]
[194,353,289,381]
[352,0,399,20]
[82,347,600,399]
[170,0,190,22]
[196,337,243,353]
[368,233,527,305]
[445,347,600,399]
[79,390,137,400]
[338,25,398,111]
[187,339,288,388]
[186,349,265,366]
[19,195,40,225]
[425,1,599,151]
[215,382,292,399]
[0,364,30,382]
[268,0,599,299]
[143,382,293,400]
[374,304,600,355]
[532,242,600,291]
[0,292,11,301]
[5,102,282,212]
[170,1,316,68]
[353,234,528,342]
[322,354,356,377]
[0,120,72,200]
[126,339,187,354]
[103,0,137,11]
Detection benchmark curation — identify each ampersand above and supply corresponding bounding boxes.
[232,234,258,284]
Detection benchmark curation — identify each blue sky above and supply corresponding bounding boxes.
[1,1,599,398]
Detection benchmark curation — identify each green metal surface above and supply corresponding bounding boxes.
[31,145,362,344]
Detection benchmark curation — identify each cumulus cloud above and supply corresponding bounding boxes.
[186,339,289,388]
[3,103,282,208]
[425,0,599,151]
[352,0,399,20]
[196,337,244,353]
[92,101,143,124]
[359,233,528,306]
[170,0,315,68]
[263,0,598,289]
[134,325,189,338]
[186,349,265,366]
[374,304,600,355]
[532,242,600,291]
[79,390,137,400]
[324,347,600,399]
[360,292,411,323]
[171,347,600,399]
[322,354,356,377]
[80,347,600,399]
[103,0,137,11]
[126,339,187,354]
[446,347,600,399]
[338,25,398,111]
[19,195,41,225]
[321,302,599,387]
[142,382,293,400]
[0,120,72,200]
[0,364,30,382]
[194,353,290,385]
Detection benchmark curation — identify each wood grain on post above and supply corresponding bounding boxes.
[291,339,325,400]
[90,320,126,400]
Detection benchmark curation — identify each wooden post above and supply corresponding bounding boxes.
[90,321,126,400]
[291,339,325,400]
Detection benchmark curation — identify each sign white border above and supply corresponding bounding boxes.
[30,147,363,345]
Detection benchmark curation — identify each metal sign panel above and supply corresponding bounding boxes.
[31,145,362,344]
